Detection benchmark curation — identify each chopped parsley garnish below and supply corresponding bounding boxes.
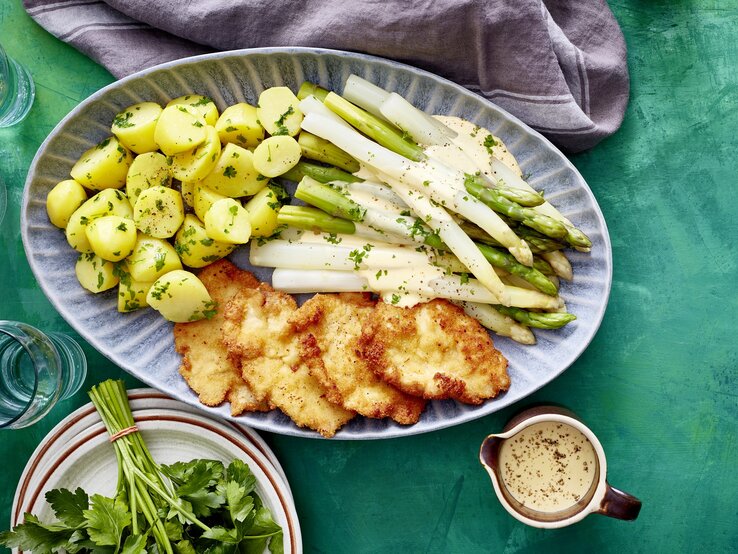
[348,249,367,269]
[112,111,135,128]
[154,252,167,272]
[96,138,111,150]
[483,134,498,155]
[272,106,294,135]
[223,165,237,178]
[191,96,213,106]
[324,233,342,244]
[116,222,127,232]
[390,293,401,305]
[225,125,238,132]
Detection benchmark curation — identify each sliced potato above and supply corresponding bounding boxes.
[199,143,265,197]
[204,198,251,244]
[193,184,228,221]
[85,216,137,262]
[47,179,87,228]
[146,270,216,323]
[70,136,133,191]
[126,235,182,282]
[126,152,172,207]
[66,189,133,253]
[244,186,282,238]
[180,180,196,209]
[174,213,236,268]
[252,135,301,178]
[154,105,207,156]
[111,102,162,154]
[115,262,154,313]
[133,186,184,238]
[171,125,221,182]
[215,103,264,148]
[166,95,219,126]
[256,87,303,136]
[75,252,119,293]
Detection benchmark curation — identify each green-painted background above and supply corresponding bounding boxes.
[1,1,736,551]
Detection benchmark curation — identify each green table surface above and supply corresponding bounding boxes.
[1,1,737,552]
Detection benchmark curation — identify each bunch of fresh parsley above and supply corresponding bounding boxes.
[0,458,283,553]
[0,380,283,554]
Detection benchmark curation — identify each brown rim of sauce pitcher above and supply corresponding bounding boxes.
[479,405,642,528]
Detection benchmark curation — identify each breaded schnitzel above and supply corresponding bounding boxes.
[174,259,269,415]
[222,284,355,437]
[359,299,509,405]
[290,293,426,425]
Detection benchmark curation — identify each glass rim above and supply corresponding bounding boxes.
[0,321,57,428]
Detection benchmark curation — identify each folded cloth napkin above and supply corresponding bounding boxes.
[24,0,628,152]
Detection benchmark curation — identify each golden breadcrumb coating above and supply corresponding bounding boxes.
[174,259,269,415]
[290,293,426,425]
[359,299,509,405]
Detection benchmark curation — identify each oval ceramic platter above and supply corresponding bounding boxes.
[22,48,612,439]
[11,392,302,553]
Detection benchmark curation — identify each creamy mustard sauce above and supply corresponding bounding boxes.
[498,421,597,513]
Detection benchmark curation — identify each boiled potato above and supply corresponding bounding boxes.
[47,179,87,228]
[193,184,228,221]
[252,135,301,178]
[154,105,207,156]
[256,87,303,136]
[171,125,221,182]
[75,252,119,293]
[180,180,196,208]
[111,102,162,154]
[174,214,236,268]
[133,186,184,238]
[66,189,133,252]
[126,152,172,207]
[166,95,219,126]
[115,262,154,313]
[146,270,216,322]
[215,103,263,148]
[199,143,264,197]
[244,186,282,237]
[126,235,182,282]
[204,198,251,244]
[85,216,137,262]
[70,136,133,191]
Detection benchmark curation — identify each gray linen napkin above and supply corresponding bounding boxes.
[24,0,628,152]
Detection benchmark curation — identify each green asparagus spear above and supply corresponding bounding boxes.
[277,205,357,235]
[282,160,362,184]
[477,244,558,295]
[295,177,367,221]
[297,82,330,101]
[323,92,426,162]
[298,131,360,172]
[464,177,568,239]
[493,305,577,329]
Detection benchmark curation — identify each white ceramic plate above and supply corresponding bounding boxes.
[22,48,612,439]
[14,389,289,489]
[11,400,301,553]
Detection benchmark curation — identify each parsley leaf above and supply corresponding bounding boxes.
[46,488,89,529]
[83,494,131,548]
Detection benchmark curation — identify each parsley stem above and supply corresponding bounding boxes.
[129,466,211,533]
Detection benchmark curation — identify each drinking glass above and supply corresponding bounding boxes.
[0,43,35,127]
[0,321,87,429]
